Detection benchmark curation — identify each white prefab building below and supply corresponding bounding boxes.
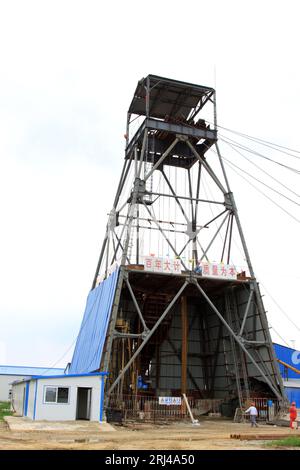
[0,365,64,402]
[11,372,107,422]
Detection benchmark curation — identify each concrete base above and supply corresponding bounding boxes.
[4,416,115,432]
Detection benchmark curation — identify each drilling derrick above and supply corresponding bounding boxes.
[70,75,286,417]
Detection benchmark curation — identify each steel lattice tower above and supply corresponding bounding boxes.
[87,75,286,412]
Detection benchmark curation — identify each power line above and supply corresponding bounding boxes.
[38,342,76,376]
[221,138,300,200]
[223,158,300,224]
[219,135,300,175]
[39,287,101,375]
[221,155,300,207]
[238,276,293,349]
[260,280,300,335]
[212,121,300,158]
[269,323,292,348]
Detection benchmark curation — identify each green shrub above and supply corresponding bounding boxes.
[267,436,300,448]
[0,401,12,421]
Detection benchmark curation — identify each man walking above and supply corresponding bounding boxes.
[245,402,259,427]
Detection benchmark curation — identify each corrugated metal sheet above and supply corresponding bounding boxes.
[274,343,300,379]
[0,366,64,376]
[284,387,300,408]
[69,268,119,374]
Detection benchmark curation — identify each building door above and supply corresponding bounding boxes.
[76,387,92,420]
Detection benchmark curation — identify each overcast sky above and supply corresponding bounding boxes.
[1,0,300,367]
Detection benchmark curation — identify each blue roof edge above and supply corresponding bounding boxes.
[11,371,109,385]
[0,365,64,370]
[31,371,109,379]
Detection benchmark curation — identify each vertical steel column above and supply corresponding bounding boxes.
[225,293,244,410]
[181,296,188,395]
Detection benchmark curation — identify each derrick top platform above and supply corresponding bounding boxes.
[128,74,215,120]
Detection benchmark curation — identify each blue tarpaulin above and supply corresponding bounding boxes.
[69,268,119,374]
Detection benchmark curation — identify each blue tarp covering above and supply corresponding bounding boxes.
[274,343,300,379]
[69,268,119,374]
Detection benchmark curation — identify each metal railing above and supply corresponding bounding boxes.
[237,397,281,423]
[106,394,224,423]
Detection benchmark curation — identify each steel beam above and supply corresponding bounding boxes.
[125,278,149,333]
[106,281,188,397]
[146,118,217,140]
[193,280,283,400]
[225,293,243,410]
[151,191,224,205]
[186,140,227,194]
[239,285,254,336]
[142,202,189,271]
[181,296,188,395]
[199,211,230,262]
[144,137,179,182]
[92,233,108,289]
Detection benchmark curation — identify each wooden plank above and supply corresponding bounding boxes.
[231,433,299,440]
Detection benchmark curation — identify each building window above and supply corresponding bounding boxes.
[44,386,70,404]
[45,387,57,403]
[57,387,69,403]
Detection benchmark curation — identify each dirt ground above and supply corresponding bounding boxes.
[0,417,299,450]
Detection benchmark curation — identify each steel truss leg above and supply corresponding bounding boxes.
[209,322,223,395]
[225,293,244,410]
[186,140,227,194]
[101,267,126,372]
[230,289,250,401]
[92,154,135,288]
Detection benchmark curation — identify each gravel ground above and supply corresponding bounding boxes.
[0,417,298,450]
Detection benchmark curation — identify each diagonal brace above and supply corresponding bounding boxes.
[239,285,254,336]
[144,137,179,182]
[199,211,230,262]
[143,202,189,271]
[106,281,188,397]
[125,278,149,333]
[193,281,282,400]
[186,140,227,194]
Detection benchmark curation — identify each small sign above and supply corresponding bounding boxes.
[200,262,237,280]
[144,257,182,274]
[158,397,182,406]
